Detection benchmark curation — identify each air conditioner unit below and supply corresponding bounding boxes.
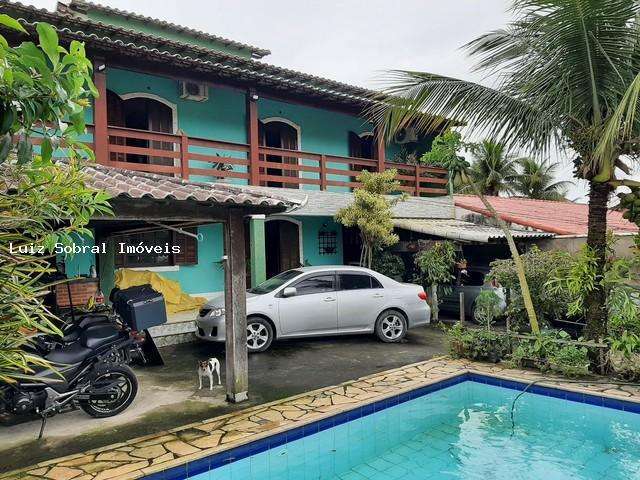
[394,127,418,144]
[179,81,208,102]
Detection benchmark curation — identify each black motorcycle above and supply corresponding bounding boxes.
[0,284,167,438]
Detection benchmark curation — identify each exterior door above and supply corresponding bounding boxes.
[259,121,299,188]
[278,274,338,336]
[147,100,174,167]
[336,273,385,331]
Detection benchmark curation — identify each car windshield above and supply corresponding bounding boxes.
[248,269,303,295]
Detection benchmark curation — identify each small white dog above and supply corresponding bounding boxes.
[197,357,221,390]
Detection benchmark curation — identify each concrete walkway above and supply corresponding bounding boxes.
[0,326,448,473]
[4,356,639,480]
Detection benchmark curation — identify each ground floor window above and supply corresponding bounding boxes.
[114,228,197,268]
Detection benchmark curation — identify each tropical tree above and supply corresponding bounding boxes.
[371,0,640,339]
[336,169,404,268]
[420,132,541,333]
[465,140,519,196]
[513,157,572,200]
[0,16,111,383]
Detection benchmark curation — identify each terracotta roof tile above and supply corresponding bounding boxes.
[81,162,298,209]
[454,195,638,235]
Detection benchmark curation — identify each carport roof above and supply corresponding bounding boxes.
[246,187,455,219]
[392,218,554,243]
[81,162,299,208]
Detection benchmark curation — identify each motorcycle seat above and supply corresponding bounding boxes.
[45,342,93,365]
[80,324,123,350]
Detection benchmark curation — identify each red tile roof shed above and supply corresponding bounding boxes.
[454,195,639,236]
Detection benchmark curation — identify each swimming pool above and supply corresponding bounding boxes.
[164,374,640,480]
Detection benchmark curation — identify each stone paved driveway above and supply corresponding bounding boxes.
[4,358,639,480]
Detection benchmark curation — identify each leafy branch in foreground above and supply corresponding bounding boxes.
[0,15,111,383]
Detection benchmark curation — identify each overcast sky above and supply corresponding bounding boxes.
[26,0,594,199]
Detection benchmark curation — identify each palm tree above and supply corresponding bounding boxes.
[465,140,519,196]
[513,157,572,200]
[371,0,640,339]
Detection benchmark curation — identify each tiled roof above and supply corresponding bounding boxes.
[247,186,455,219]
[392,218,554,243]
[81,162,298,209]
[454,195,639,236]
[1,1,382,109]
[61,0,271,58]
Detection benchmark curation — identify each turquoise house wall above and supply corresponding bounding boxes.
[106,68,248,184]
[294,216,343,266]
[258,98,372,192]
[158,224,225,294]
[62,225,225,297]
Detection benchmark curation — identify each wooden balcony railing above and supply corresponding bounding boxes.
[102,125,449,196]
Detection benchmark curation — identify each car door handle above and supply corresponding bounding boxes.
[323,297,336,302]
[372,293,384,298]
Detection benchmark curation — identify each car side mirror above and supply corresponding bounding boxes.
[282,287,297,298]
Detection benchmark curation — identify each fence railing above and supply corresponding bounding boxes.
[103,125,449,196]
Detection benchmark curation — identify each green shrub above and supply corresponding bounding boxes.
[372,251,405,280]
[489,246,573,329]
[474,290,503,327]
[548,344,590,377]
[446,323,510,363]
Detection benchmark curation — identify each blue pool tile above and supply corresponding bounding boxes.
[163,463,187,480]
[143,472,165,480]
[186,457,209,478]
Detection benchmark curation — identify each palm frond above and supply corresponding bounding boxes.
[369,71,559,152]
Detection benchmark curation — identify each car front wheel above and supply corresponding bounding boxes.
[375,309,407,343]
[246,317,274,353]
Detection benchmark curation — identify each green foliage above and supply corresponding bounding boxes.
[413,240,456,288]
[335,169,404,268]
[546,241,640,337]
[373,0,640,338]
[0,20,97,164]
[371,251,405,280]
[489,246,573,328]
[420,130,469,191]
[609,331,640,358]
[618,187,640,228]
[548,344,590,377]
[473,290,503,327]
[464,140,519,196]
[446,323,510,363]
[0,17,111,383]
[512,157,572,200]
[507,329,591,377]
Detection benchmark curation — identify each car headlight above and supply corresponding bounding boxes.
[211,307,225,317]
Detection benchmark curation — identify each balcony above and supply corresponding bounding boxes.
[98,125,449,196]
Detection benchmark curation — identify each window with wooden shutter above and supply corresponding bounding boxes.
[112,228,198,268]
[173,228,198,265]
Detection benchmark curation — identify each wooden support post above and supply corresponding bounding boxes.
[180,130,189,180]
[93,61,109,165]
[320,154,327,190]
[415,165,421,197]
[246,89,260,185]
[375,130,386,173]
[459,292,465,324]
[223,209,248,403]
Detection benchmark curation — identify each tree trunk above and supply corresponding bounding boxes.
[431,284,439,321]
[584,181,611,340]
[462,174,540,334]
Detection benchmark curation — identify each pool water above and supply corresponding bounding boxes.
[188,381,640,480]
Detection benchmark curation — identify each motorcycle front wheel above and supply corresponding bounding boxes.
[79,364,138,418]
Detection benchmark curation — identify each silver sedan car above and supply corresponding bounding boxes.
[195,266,430,352]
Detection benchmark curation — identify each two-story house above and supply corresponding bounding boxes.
[4,0,451,312]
